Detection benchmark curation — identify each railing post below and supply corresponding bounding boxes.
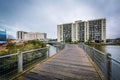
[83,44,85,51]
[92,47,95,61]
[47,46,50,58]
[106,53,111,80]
[18,51,23,72]
[84,45,86,52]
[56,45,58,53]
[56,45,59,53]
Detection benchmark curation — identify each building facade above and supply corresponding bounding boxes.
[57,23,72,42]
[57,18,106,43]
[88,19,106,43]
[17,31,47,40]
[0,30,7,44]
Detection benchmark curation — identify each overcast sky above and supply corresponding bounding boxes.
[0,0,120,39]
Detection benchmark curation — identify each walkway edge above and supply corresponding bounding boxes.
[79,47,106,80]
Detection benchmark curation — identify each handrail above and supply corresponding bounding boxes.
[0,47,48,80]
[109,56,120,64]
[79,43,120,80]
[21,47,48,54]
[0,43,65,80]
[82,43,107,55]
[0,53,18,58]
[79,43,111,80]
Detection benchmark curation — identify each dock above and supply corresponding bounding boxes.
[17,44,101,80]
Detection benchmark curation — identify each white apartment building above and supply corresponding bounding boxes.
[17,31,47,41]
[57,18,106,43]
[57,23,72,42]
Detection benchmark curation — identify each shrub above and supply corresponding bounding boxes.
[0,40,46,56]
[6,43,16,49]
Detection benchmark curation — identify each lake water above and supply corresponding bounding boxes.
[47,44,57,57]
[89,45,120,60]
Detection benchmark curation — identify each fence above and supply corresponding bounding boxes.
[0,43,65,80]
[79,43,120,80]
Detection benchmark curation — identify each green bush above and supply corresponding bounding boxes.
[27,40,46,48]
[0,40,46,56]
[6,43,17,54]
[6,43,16,49]
[0,50,8,56]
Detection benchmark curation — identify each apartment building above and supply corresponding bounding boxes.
[57,18,106,43]
[88,19,106,43]
[17,31,47,40]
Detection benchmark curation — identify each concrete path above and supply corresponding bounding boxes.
[17,44,101,80]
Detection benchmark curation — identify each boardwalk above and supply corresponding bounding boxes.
[17,44,101,80]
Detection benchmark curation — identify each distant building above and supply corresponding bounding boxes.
[17,31,47,40]
[7,34,14,39]
[107,39,116,43]
[17,31,27,40]
[115,38,120,43]
[88,18,106,43]
[0,30,7,44]
[57,23,72,42]
[57,18,106,43]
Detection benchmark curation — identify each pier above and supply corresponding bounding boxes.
[17,44,101,80]
[1,43,120,80]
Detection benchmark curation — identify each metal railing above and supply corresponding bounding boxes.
[110,57,120,80]
[0,43,65,80]
[55,43,65,52]
[79,43,120,80]
[0,47,48,80]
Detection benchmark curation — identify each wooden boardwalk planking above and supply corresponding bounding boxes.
[17,44,101,80]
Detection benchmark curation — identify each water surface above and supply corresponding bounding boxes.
[89,45,120,60]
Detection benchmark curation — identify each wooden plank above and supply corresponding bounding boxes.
[17,44,101,80]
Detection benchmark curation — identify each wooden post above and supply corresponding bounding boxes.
[106,53,111,80]
[18,51,23,72]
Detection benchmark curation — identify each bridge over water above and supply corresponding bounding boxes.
[1,43,120,80]
[17,44,101,80]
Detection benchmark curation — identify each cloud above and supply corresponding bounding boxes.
[0,0,120,39]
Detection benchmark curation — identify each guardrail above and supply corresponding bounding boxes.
[0,43,65,80]
[79,43,120,80]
